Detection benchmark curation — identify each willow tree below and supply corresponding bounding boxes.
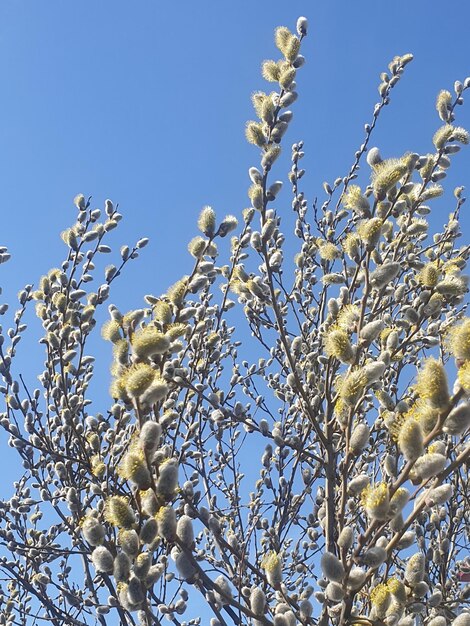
[1,16,470,626]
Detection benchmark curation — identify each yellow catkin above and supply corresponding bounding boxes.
[458,361,470,391]
[448,318,470,360]
[324,328,354,363]
[415,358,449,409]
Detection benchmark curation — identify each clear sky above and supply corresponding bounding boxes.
[0,1,469,621]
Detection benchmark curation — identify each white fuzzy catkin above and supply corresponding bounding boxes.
[139,420,161,453]
[338,527,354,551]
[444,403,470,435]
[250,587,266,615]
[362,546,387,568]
[453,613,470,626]
[81,517,106,546]
[426,483,453,505]
[214,575,233,605]
[347,567,367,589]
[321,552,345,582]
[349,422,370,454]
[360,319,384,344]
[91,546,114,573]
[176,515,195,547]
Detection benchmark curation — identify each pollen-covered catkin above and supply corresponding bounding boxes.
[398,419,424,461]
[262,552,283,587]
[156,506,177,541]
[415,358,449,410]
[405,553,425,585]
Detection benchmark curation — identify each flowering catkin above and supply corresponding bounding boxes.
[405,553,425,585]
[397,419,424,461]
[415,358,449,410]
[262,552,283,587]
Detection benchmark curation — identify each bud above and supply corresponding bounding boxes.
[218,215,238,237]
[360,320,384,344]
[426,483,453,506]
[412,452,447,481]
[127,576,145,606]
[320,552,344,582]
[389,487,410,516]
[140,518,158,545]
[133,552,151,580]
[325,582,344,602]
[453,614,470,626]
[347,566,367,589]
[91,546,114,573]
[348,474,369,495]
[338,527,354,551]
[261,145,281,170]
[74,193,86,210]
[173,548,196,580]
[296,16,308,36]
[370,262,401,288]
[367,147,382,167]
[141,489,159,516]
[362,546,387,568]
[436,90,452,122]
[214,575,233,605]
